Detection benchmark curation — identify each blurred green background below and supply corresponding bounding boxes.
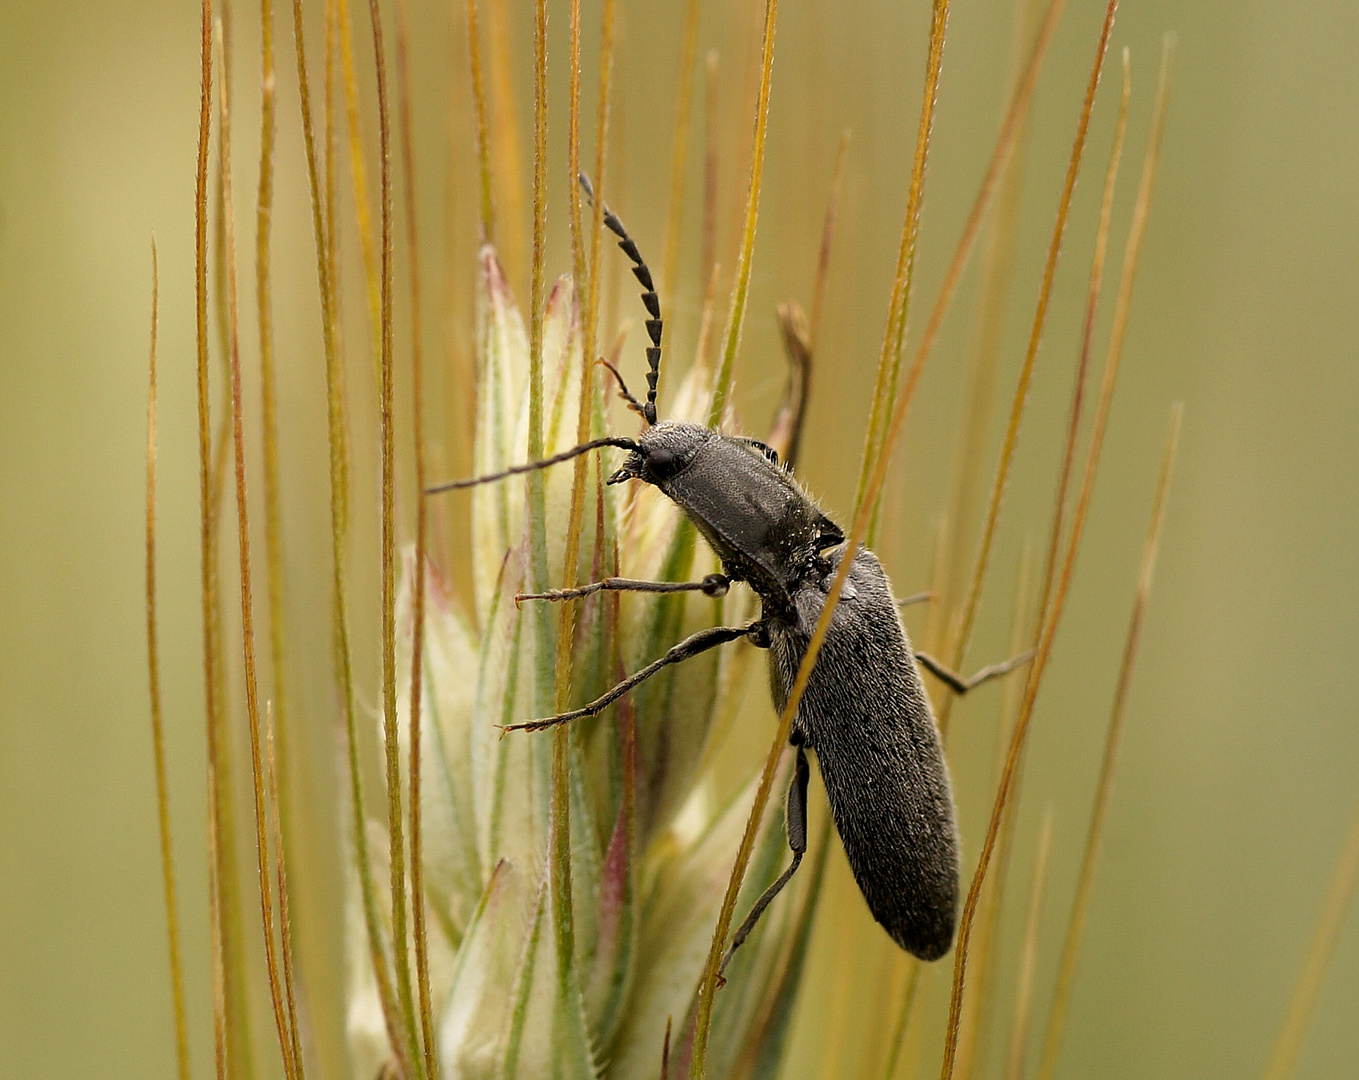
[1,0,1355,1078]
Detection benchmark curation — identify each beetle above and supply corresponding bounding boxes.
[429,178,1030,968]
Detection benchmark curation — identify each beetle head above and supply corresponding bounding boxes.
[607,421,710,487]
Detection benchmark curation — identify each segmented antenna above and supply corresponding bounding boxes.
[598,358,648,420]
[578,174,662,425]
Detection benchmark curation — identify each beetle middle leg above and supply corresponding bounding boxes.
[913,647,1037,695]
[516,572,730,606]
[718,742,811,984]
[504,620,766,733]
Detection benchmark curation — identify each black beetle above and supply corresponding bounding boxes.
[428,180,1029,967]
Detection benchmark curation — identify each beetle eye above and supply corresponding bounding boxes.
[643,447,683,481]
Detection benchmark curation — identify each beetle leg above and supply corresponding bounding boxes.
[516,573,729,606]
[913,647,1037,695]
[718,744,811,985]
[504,620,766,732]
[597,357,648,420]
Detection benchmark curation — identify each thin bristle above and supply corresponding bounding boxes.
[1002,807,1055,1080]
[1033,46,1131,648]
[1034,402,1182,1080]
[393,0,439,1071]
[1262,796,1359,1080]
[486,0,526,280]
[939,6,1123,1075]
[336,0,383,372]
[214,20,301,1072]
[257,0,308,1065]
[941,0,1051,632]
[194,5,229,1076]
[705,0,780,431]
[464,0,495,240]
[894,0,1070,739]
[367,1,426,1070]
[854,0,952,535]
[688,0,788,1070]
[146,236,192,1080]
[949,0,1108,672]
[256,0,290,908]
[294,0,406,1060]
[265,711,305,1080]
[661,0,703,299]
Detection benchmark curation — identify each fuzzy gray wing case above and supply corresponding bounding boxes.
[769,547,959,961]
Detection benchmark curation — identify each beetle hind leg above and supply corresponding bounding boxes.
[718,744,811,985]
